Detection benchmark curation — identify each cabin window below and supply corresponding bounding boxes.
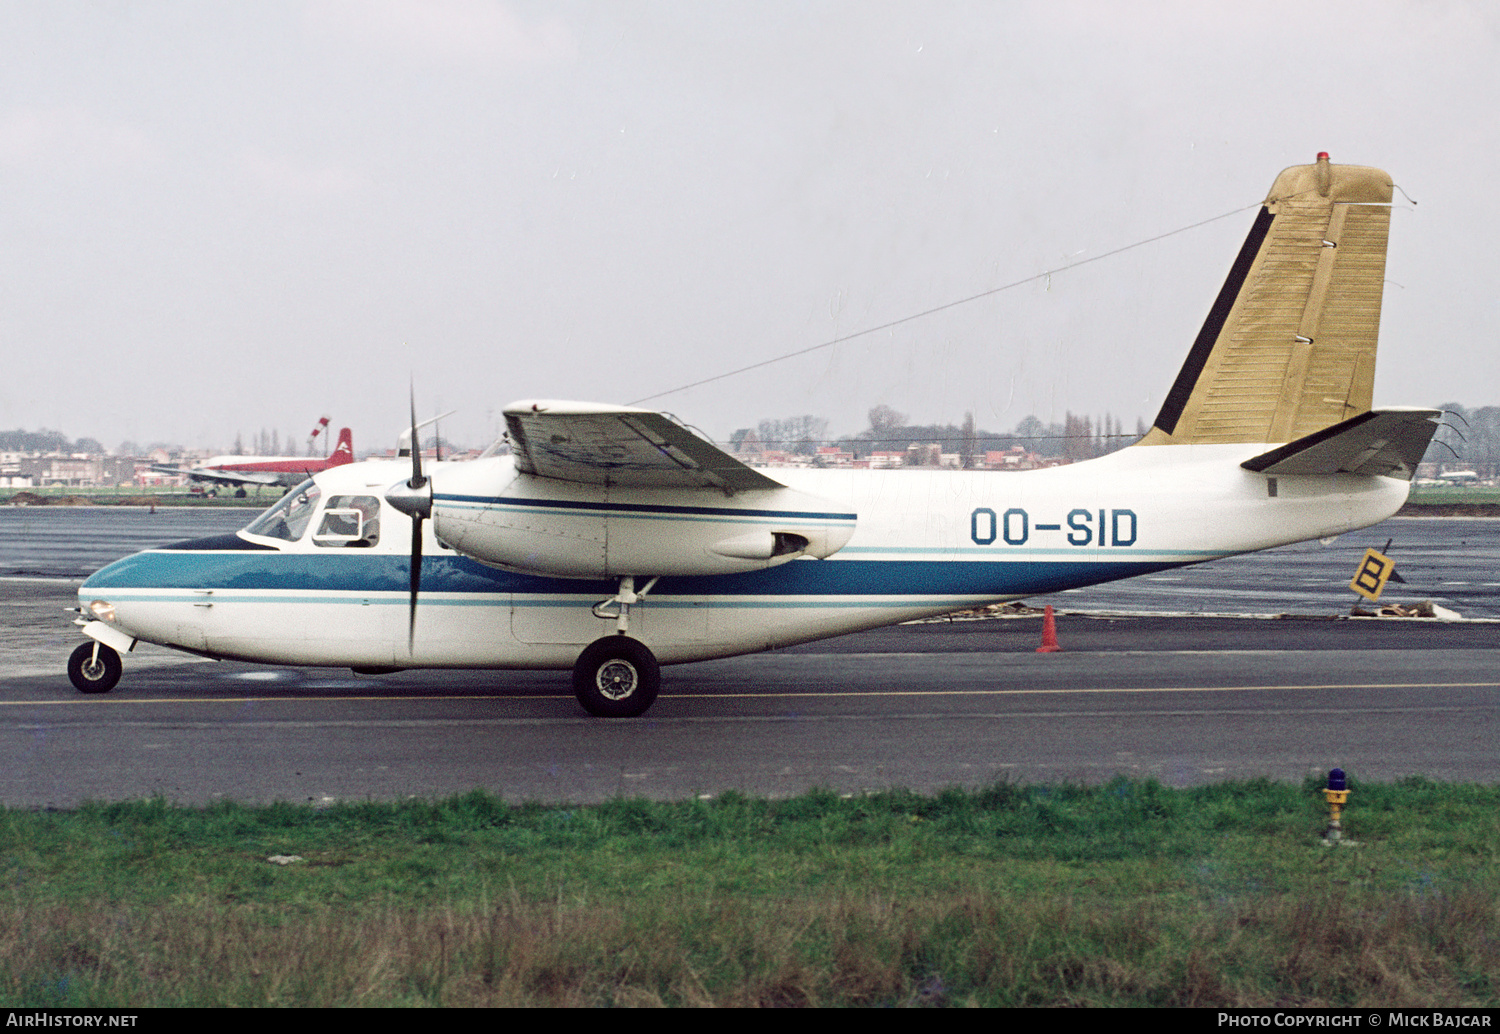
[243,479,323,542]
[313,495,381,548]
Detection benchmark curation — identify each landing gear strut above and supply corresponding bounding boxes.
[590,575,660,633]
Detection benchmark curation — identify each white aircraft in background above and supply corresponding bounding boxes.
[71,155,1439,717]
[150,427,354,492]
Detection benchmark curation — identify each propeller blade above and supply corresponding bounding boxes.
[403,383,428,652]
[409,510,422,650]
[409,386,425,490]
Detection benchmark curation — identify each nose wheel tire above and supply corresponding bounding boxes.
[572,636,660,718]
[68,642,122,694]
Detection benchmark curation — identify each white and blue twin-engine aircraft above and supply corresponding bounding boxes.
[71,155,1440,717]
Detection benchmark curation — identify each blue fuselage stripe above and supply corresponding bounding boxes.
[81,550,1189,599]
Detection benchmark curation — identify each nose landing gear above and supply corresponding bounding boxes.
[68,641,122,694]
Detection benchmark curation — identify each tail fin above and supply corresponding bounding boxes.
[1139,154,1394,446]
[331,428,354,464]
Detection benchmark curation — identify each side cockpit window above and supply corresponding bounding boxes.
[243,481,322,543]
[313,495,381,548]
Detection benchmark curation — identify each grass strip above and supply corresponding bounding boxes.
[2,776,1498,1007]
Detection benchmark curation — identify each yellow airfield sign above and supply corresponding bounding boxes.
[1349,548,1396,601]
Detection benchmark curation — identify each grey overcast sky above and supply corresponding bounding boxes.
[2,0,1496,452]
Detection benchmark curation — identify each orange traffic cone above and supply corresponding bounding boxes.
[1036,605,1062,653]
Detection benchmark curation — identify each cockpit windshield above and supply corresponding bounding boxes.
[242,479,323,542]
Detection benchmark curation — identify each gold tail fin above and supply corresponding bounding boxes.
[1139,154,1394,446]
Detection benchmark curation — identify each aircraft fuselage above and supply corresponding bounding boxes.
[78,448,1406,671]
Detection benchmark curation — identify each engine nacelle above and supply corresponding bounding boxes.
[428,460,857,579]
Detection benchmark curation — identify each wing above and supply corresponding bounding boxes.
[149,464,280,487]
[1240,408,1441,480]
[503,400,785,492]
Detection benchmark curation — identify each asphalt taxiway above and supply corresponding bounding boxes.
[4,578,1496,806]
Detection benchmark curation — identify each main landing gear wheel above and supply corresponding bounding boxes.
[572,636,660,718]
[68,642,121,694]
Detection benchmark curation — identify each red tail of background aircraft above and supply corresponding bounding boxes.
[150,427,354,492]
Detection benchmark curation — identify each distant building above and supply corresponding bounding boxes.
[904,443,942,467]
[977,446,1067,471]
[814,446,853,467]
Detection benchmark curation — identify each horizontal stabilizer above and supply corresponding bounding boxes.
[504,400,786,492]
[1240,408,1440,480]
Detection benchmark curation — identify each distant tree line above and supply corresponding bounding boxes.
[240,429,296,456]
[845,408,1144,464]
[0,428,104,455]
[732,415,829,456]
[735,402,1500,474]
[0,426,313,458]
[6,403,1495,467]
[731,407,1146,466]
